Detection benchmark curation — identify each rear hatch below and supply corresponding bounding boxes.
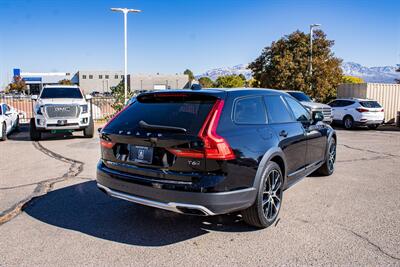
[357,101,384,120]
[100,91,234,183]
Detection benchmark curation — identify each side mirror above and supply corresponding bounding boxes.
[86,95,92,100]
[31,95,38,100]
[312,111,324,124]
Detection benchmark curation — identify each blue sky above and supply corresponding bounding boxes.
[0,0,399,86]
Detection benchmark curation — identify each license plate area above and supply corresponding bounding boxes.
[128,145,153,164]
[57,120,68,126]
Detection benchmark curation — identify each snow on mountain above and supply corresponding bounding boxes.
[196,62,400,84]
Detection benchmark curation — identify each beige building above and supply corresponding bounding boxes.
[77,71,123,94]
[77,71,189,93]
[338,83,400,123]
[130,74,189,91]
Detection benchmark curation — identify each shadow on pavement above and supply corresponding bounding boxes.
[25,181,255,246]
[8,124,90,142]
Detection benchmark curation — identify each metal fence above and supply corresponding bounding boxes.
[1,96,116,123]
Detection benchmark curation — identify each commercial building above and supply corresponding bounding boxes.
[12,68,190,94]
[338,83,400,123]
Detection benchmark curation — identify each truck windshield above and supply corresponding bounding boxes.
[287,92,312,102]
[40,87,83,99]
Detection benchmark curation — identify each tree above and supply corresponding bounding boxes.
[249,30,343,102]
[110,80,133,112]
[8,76,26,92]
[238,74,246,82]
[214,75,245,88]
[198,77,214,88]
[184,69,195,81]
[342,75,364,84]
[58,79,73,85]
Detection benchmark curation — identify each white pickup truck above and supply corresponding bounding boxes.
[30,85,94,140]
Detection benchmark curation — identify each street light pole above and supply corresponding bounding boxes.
[309,23,321,92]
[111,7,142,103]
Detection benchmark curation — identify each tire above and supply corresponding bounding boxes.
[315,138,336,176]
[1,123,7,141]
[343,115,354,130]
[241,161,283,228]
[14,116,20,132]
[83,119,94,138]
[30,118,41,141]
[367,124,379,130]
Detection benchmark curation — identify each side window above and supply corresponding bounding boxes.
[264,95,293,123]
[329,100,338,107]
[0,105,3,115]
[343,100,354,106]
[234,96,267,124]
[284,96,311,122]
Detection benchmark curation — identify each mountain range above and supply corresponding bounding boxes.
[196,62,400,83]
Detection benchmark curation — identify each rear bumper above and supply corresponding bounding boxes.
[355,120,384,126]
[96,162,257,215]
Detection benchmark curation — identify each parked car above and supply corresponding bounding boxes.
[96,89,337,228]
[30,85,94,140]
[285,91,333,124]
[328,98,384,129]
[90,91,102,97]
[0,103,19,141]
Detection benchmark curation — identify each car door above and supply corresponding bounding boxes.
[2,104,12,133]
[264,95,307,183]
[329,100,341,120]
[284,96,327,167]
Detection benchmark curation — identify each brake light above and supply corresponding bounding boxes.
[100,140,114,149]
[356,107,369,113]
[166,148,204,159]
[380,108,384,112]
[153,93,189,97]
[198,99,235,160]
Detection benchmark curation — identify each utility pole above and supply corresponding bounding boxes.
[111,7,142,103]
[309,24,321,92]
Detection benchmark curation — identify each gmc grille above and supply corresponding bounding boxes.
[45,105,80,118]
[314,107,332,119]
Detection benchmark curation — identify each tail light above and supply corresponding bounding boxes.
[168,99,235,160]
[199,99,235,160]
[380,108,384,112]
[356,107,369,113]
[100,140,114,149]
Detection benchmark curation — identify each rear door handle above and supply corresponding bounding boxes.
[279,130,288,138]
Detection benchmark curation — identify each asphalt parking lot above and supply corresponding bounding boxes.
[0,125,399,266]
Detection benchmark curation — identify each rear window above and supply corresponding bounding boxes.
[106,93,216,135]
[360,101,381,108]
[40,87,83,99]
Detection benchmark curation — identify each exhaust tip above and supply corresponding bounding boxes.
[176,207,208,216]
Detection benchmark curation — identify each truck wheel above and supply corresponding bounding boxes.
[1,123,7,141]
[30,118,41,141]
[83,119,94,138]
[241,161,283,228]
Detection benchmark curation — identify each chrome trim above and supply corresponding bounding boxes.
[97,183,216,216]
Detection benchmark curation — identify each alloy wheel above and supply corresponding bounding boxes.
[344,118,353,129]
[328,140,336,172]
[262,169,282,222]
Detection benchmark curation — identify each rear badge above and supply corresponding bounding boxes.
[188,160,201,167]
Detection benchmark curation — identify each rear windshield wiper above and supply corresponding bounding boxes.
[138,120,187,133]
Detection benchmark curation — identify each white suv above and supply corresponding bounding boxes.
[328,98,384,130]
[30,85,94,140]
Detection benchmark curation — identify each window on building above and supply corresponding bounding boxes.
[105,75,109,79]
[264,95,293,123]
[115,74,119,79]
[99,75,103,79]
[82,75,87,79]
[234,96,267,124]
[121,75,124,79]
[89,75,93,79]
